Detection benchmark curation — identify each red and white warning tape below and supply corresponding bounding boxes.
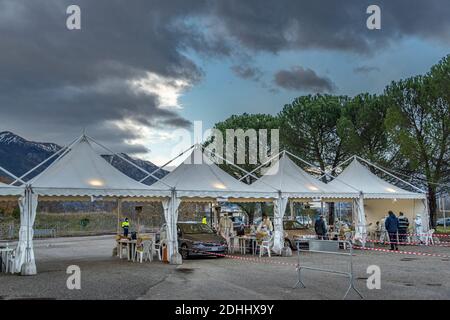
[185,247,298,267]
[353,245,450,259]
[364,239,450,247]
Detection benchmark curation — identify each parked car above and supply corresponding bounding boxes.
[230,216,245,230]
[253,217,262,226]
[437,217,450,226]
[283,220,311,250]
[160,222,228,259]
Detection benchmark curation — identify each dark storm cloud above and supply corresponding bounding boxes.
[274,67,336,93]
[1,0,450,154]
[0,0,215,154]
[354,65,381,74]
[231,65,263,81]
[209,0,450,54]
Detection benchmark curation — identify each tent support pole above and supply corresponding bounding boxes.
[355,156,426,193]
[85,135,173,189]
[139,144,196,183]
[202,146,278,191]
[117,198,122,235]
[442,196,447,229]
[0,165,24,185]
[285,150,361,193]
[238,151,283,182]
[318,156,355,181]
[290,200,294,220]
[12,135,82,185]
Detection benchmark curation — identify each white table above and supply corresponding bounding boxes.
[118,239,137,262]
[237,235,256,255]
[0,247,14,273]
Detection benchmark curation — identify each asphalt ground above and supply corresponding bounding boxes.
[1,235,449,300]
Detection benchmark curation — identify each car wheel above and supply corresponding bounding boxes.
[180,243,189,260]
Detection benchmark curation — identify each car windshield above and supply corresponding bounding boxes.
[179,223,215,234]
[284,221,305,229]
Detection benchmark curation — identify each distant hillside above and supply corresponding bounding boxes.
[102,153,167,184]
[0,131,167,184]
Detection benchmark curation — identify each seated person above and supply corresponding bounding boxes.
[256,225,271,243]
[257,214,274,233]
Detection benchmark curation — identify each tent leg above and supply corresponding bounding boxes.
[21,189,36,276]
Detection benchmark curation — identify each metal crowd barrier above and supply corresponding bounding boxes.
[293,239,364,300]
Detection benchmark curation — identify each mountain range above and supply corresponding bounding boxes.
[0,131,167,185]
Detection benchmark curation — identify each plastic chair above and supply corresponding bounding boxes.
[379,230,389,243]
[117,240,128,259]
[259,235,274,257]
[343,232,353,249]
[7,250,15,273]
[135,240,153,263]
[425,229,435,246]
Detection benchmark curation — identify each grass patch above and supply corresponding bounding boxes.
[435,226,450,235]
[35,212,117,236]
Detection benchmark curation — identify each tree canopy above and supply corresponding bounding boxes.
[210,54,450,227]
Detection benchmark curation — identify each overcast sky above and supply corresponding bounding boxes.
[1,0,450,165]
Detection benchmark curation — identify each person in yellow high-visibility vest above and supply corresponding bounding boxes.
[121,218,130,237]
[202,215,207,224]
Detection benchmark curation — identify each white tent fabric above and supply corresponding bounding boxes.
[14,188,38,275]
[0,181,24,196]
[252,154,359,199]
[353,193,367,245]
[12,135,172,273]
[29,136,170,198]
[152,146,275,261]
[252,154,359,253]
[151,147,277,199]
[273,195,289,254]
[330,159,428,238]
[162,191,182,264]
[329,159,426,199]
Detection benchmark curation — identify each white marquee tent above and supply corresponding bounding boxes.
[150,146,277,262]
[4,133,432,275]
[329,158,429,233]
[151,146,277,199]
[252,153,362,252]
[13,135,172,275]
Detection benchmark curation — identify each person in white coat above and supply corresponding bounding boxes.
[414,214,424,244]
[218,213,234,250]
[379,215,389,243]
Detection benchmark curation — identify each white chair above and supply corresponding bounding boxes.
[343,232,353,249]
[117,240,128,259]
[406,228,412,244]
[7,250,15,273]
[424,229,435,246]
[135,240,153,263]
[1,248,15,273]
[259,235,274,257]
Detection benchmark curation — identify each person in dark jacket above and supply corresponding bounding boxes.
[397,212,410,244]
[385,211,399,250]
[314,215,328,240]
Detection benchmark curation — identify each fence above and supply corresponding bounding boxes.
[293,239,364,300]
[438,193,449,228]
[0,222,16,239]
[0,211,166,240]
